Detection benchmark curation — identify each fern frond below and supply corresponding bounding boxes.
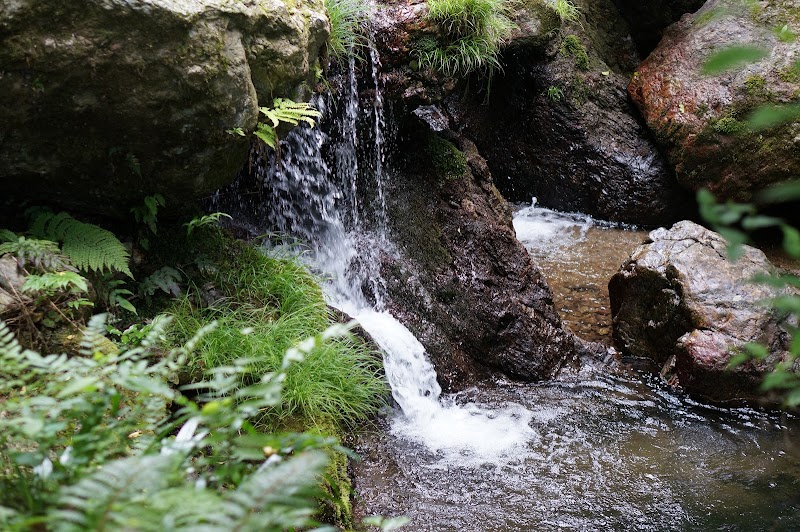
[52,454,182,531]
[224,451,330,530]
[29,211,132,278]
[259,99,321,129]
[0,235,68,271]
[21,272,88,297]
[254,123,278,149]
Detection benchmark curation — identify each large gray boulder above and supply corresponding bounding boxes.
[609,220,796,403]
[0,0,328,216]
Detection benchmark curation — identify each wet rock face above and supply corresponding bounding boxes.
[0,0,328,217]
[609,220,796,403]
[629,0,800,204]
[457,0,691,226]
[611,0,705,57]
[382,123,578,389]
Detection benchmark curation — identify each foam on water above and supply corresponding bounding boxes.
[336,296,537,464]
[512,198,593,253]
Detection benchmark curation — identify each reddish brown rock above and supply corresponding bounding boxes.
[629,0,800,202]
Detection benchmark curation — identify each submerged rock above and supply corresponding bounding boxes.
[458,0,690,226]
[0,0,328,217]
[609,220,797,403]
[629,0,800,204]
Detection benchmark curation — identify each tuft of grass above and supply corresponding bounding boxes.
[166,243,387,430]
[547,0,580,23]
[546,85,564,101]
[420,0,515,76]
[325,0,370,61]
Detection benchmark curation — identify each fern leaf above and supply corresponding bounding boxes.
[21,272,88,296]
[29,211,132,277]
[52,454,181,531]
[0,236,67,271]
[223,451,329,530]
[254,123,277,148]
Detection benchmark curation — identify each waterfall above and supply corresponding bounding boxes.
[227,44,535,462]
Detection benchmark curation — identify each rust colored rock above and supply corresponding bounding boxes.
[629,0,800,203]
[610,220,797,403]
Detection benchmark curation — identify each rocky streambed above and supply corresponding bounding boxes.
[352,205,800,530]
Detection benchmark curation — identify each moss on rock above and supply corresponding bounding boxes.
[426,135,468,182]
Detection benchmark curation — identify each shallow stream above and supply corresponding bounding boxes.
[352,202,800,530]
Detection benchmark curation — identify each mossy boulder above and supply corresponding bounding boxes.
[629,0,800,204]
[0,0,328,217]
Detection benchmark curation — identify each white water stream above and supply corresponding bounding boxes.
[242,46,538,463]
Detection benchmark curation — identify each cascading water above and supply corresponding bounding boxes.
[227,43,535,462]
[214,43,800,529]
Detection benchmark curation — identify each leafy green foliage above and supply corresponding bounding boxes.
[22,272,88,298]
[546,85,564,101]
[185,212,233,236]
[746,102,800,130]
[131,194,165,250]
[0,236,68,272]
[419,0,514,76]
[254,99,322,150]
[140,266,182,298]
[0,313,378,530]
[325,0,370,61]
[701,45,768,75]
[29,211,132,278]
[101,279,137,315]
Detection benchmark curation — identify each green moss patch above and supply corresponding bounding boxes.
[426,135,468,182]
[560,34,589,70]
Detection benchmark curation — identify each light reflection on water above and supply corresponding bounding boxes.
[353,202,800,530]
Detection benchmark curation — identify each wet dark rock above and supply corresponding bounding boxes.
[629,0,800,205]
[0,0,328,217]
[457,0,690,226]
[609,220,797,403]
[382,121,580,389]
[611,0,705,57]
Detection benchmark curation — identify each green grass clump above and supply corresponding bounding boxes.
[712,115,748,135]
[420,0,515,76]
[166,243,387,430]
[560,34,589,70]
[547,0,580,23]
[325,0,370,61]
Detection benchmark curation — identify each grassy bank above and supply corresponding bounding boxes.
[0,217,388,530]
